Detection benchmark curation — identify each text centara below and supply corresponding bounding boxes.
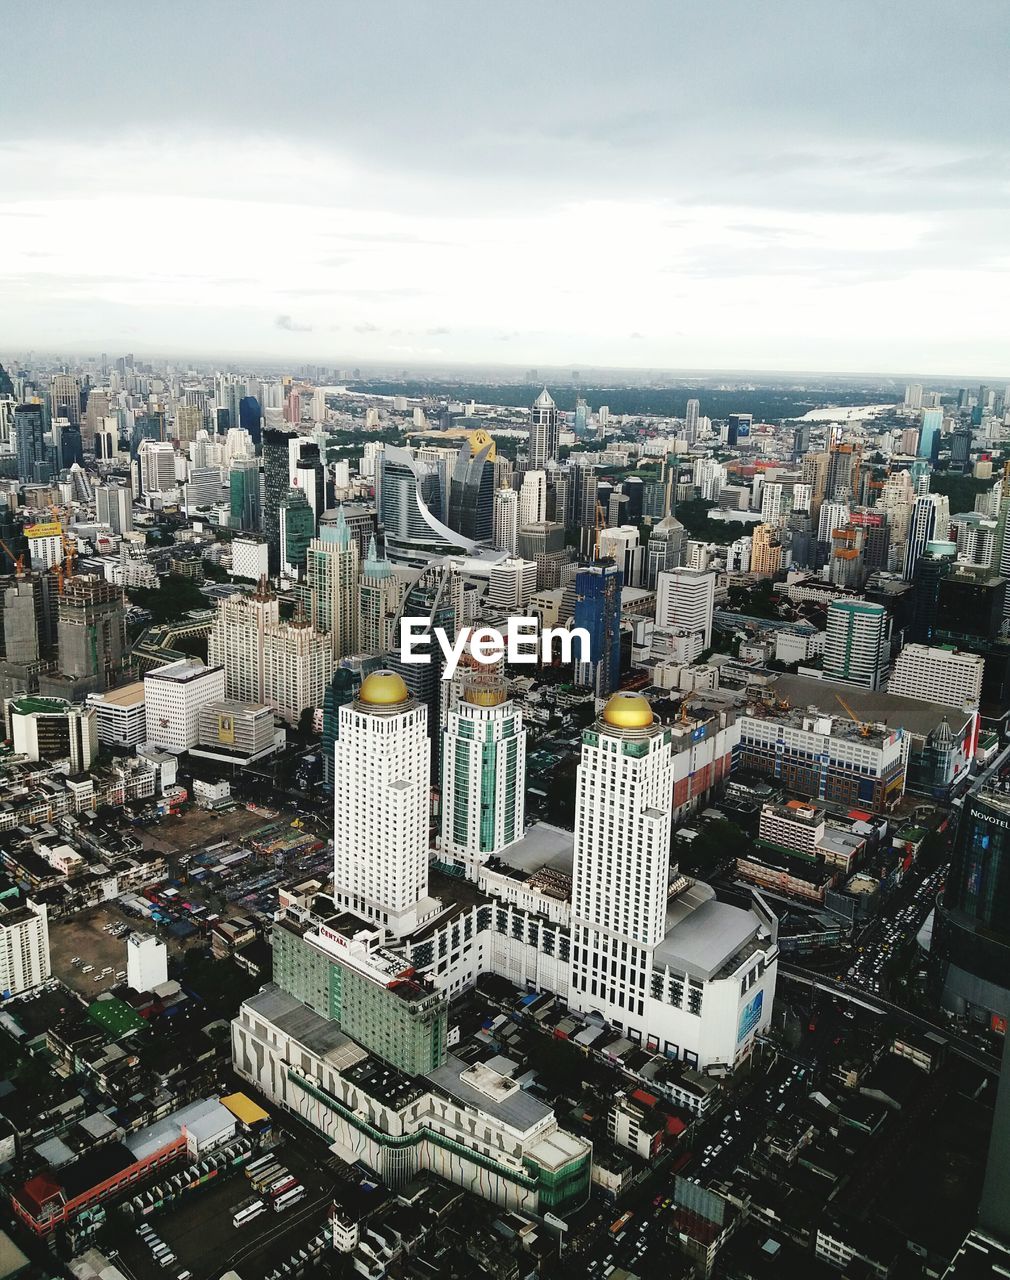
[399,617,591,679]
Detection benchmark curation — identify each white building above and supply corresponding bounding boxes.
[656,567,715,652]
[305,514,359,658]
[10,697,97,771]
[127,932,168,993]
[96,482,134,536]
[143,658,226,753]
[518,471,547,526]
[230,536,270,582]
[87,682,147,748]
[888,644,984,707]
[441,679,526,873]
[332,670,437,938]
[493,487,519,555]
[0,900,50,997]
[487,558,537,613]
[139,440,177,494]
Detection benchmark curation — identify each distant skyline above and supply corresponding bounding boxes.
[3,1,1009,376]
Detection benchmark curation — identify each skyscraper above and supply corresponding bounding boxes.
[656,567,715,652]
[262,425,294,575]
[49,374,81,425]
[684,398,700,443]
[492,487,519,555]
[518,470,547,526]
[305,510,359,658]
[238,395,262,449]
[919,406,943,460]
[528,388,559,471]
[822,599,888,689]
[229,456,261,530]
[279,487,315,580]
[568,692,674,1038]
[332,670,431,938]
[904,493,951,580]
[95,481,133,535]
[447,431,495,541]
[14,404,48,484]
[358,537,404,655]
[441,675,526,874]
[56,575,127,694]
[645,514,685,588]
[574,561,622,696]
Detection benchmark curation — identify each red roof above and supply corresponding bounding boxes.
[18,1172,63,1216]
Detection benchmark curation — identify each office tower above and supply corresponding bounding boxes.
[951,428,972,472]
[10,697,97,770]
[800,450,828,517]
[644,514,685,589]
[904,383,923,410]
[447,431,495,541]
[0,900,50,997]
[599,526,643,588]
[175,403,202,444]
[239,395,262,449]
[143,658,226,753]
[441,676,526,873]
[289,436,325,524]
[95,481,133,535]
[568,692,673,1036]
[487,557,537,613]
[388,562,460,781]
[529,388,559,471]
[684,398,700,443]
[822,599,888,689]
[55,420,83,470]
[94,415,118,461]
[262,426,294,574]
[379,447,477,565]
[909,540,957,643]
[933,784,1010,1028]
[519,470,547,526]
[284,388,301,425]
[50,374,81,425]
[726,413,752,447]
[14,404,48,484]
[792,422,811,460]
[57,575,127,693]
[656,567,715,651]
[279,487,315,580]
[230,535,270,582]
[937,570,1007,644]
[493,487,519,555]
[887,643,983,707]
[825,441,861,501]
[919,407,943,460]
[574,561,622,696]
[332,670,430,938]
[229,457,261,531]
[208,583,333,724]
[138,439,176,494]
[849,509,890,572]
[750,524,783,578]
[904,493,950,580]
[358,537,404,655]
[305,510,360,658]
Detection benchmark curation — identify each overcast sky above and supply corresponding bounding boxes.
[2,0,1008,375]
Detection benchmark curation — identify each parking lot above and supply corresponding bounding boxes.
[49,901,188,996]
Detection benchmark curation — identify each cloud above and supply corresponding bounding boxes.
[276,314,312,332]
[427,326,450,335]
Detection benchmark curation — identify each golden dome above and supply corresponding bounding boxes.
[601,691,653,729]
[359,670,410,706]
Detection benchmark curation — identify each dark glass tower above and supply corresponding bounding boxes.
[447,434,495,541]
[262,426,293,575]
[574,560,623,697]
[933,783,1010,1028]
[909,540,956,644]
[239,396,262,450]
[14,404,49,484]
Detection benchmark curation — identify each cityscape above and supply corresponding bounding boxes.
[2,2,1010,1280]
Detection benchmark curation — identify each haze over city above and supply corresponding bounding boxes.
[4,0,1010,375]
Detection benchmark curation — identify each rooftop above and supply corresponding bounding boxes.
[426,1054,553,1134]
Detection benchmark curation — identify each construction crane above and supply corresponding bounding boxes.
[0,539,25,578]
[48,504,76,593]
[835,692,872,738]
[594,498,607,561]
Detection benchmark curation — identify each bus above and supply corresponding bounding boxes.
[245,1155,276,1178]
[250,1165,283,1193]
[273,1185,306,1213]
[266,1176,297,1199]
[233,1198,266,1228]
[610,1211,633,1236]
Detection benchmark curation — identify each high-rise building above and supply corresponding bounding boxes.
[574,560,622,696]
[143,658,226,754]
[726,413,752,446]
[207,583,332,723]
[492,487,519,555]
[529,388,559,471]
[95,481,133,535]
[909,539,956,643]
[0,899,50,997]
[447,431,495,541]
[933,782,1010,1028]
[278,487,315,580]
[568,692,674,1037]
[904,493,951,580]
[656,567,715,651]
[56,575,127,694]
[750,524,783,578]
[518,470,547,526]
[684,398,700,443]
[238,395,262,449]
[229,457,261,530]
[887,643,983,707]
[357,537,404,656]
[645,514,685,588]
[305,510,359,658]
[919,407,943,460]
[332,670,431,938]
[379,447,478,566]
[138,439,177,494]
[14,403,49,484]
[126,933,168,993]
[175,403,202,444]
[50,374,81,425]
[262,425,294,575]
[822,599,888,689]
[441,676,526,873]
[10,696,97,770]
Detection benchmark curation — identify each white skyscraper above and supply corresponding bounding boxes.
[519,471,547,526]
[568,692,674,1036]
[684,398,700,443]
[0,900,50,997]
[488,558,537,613]
[441,677,526,873]
[305,511,360,659]
[529,388,559,471]
[493,487,519,555]
[823,600,888,689]
[332,670,431,938]
[656,567,715,651]
[143,658,226,753]
[904,493,951,580]
[138,439,176,494]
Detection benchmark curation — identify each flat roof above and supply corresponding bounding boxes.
[245,985,367,1073]
[769,672,972,739]
[426,1054,552,1134]
[655,898,759,982]
[95,682,146,707]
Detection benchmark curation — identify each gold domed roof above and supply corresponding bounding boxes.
[359,670,410,706]
[601,691,653,729]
